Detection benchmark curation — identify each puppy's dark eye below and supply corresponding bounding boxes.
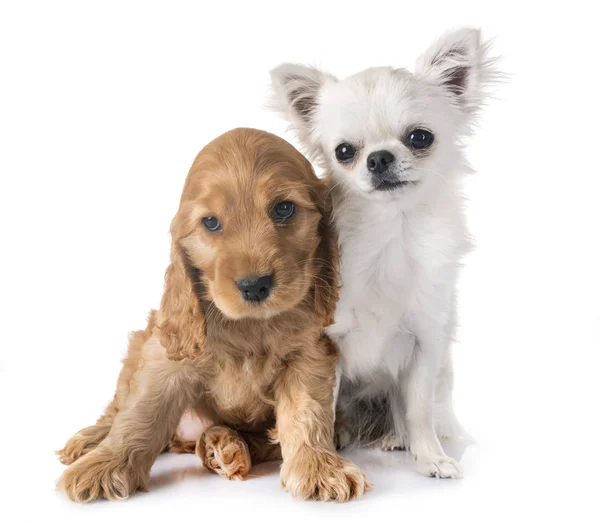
[335,143,357,163]
[407,129,434,150]
[202,216,222,232]
[272,201,296,223]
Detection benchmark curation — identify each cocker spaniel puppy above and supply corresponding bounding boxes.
[57,128,368,502]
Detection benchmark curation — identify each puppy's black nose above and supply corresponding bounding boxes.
[236,274,273,302]
[367,150,395,175]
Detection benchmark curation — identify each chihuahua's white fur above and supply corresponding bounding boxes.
[271,28,497,478]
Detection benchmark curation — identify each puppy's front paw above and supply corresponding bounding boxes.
[416,455,463,479]
[58,448,146,502]
[196,426,251,480]
[281,448,369,502]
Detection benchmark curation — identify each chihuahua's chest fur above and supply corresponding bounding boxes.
[328,184,471,383]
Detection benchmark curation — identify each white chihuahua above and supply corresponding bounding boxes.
[271,28,497,478]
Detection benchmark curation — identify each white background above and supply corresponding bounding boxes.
[1,1,598,521]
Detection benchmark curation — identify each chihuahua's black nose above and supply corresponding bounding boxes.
[236,274,273,302]
[367,150,395,175]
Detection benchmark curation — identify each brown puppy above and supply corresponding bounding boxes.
[57,128,368,502]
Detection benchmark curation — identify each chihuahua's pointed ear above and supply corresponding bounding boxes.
[157,215,207,361]
[270,64,336,152]
[416,28,496,120]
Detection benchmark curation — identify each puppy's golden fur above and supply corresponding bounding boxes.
[57,128,368,502]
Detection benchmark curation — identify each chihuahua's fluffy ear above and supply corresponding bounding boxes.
[269,64,336,159]
[416,28,496,126]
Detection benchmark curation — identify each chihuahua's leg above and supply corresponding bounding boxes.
[58,336,198,503]
[434,348,473,442]
[335,378,396,450]
[401,325,463,479]
[433,301,473,443]
[383,387,409,451]
[276,336,369,502]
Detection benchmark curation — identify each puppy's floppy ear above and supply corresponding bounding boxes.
[158,218,206,361]
[416,28,498,122]
[269,64,336,155]
[311,177,340,327]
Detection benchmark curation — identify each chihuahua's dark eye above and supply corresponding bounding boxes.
[202,216,221,232]
[272,201,296,223]
[335,143,357,163]
[407,129,434,150]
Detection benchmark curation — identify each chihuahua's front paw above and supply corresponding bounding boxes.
[416,454,463,479]
[334,426,352,450]
[196,426,251,480]
[380,433,408,451]
[58,448,146,502]
[281,448,369,502]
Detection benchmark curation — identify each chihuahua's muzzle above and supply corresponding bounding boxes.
[367,150,407,191]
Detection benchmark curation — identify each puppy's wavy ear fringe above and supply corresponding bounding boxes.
[268,64,336,163]
[312,179,340,327]
[416,28,503,130]
[158,239,206,361]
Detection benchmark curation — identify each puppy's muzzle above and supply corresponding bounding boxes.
[236,274,274,302]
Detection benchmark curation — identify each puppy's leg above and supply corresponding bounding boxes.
[169,404,220,453]
[57,400,118,465]
[402,327,462,479]
[168,436,197,454]
[58,338,198,503]
[276,336,369,502]
[241,430,281,464]
[57,325,151,465]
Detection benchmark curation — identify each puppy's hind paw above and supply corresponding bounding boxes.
[56,425,110,465]
[196,426,251,481]
[416,455,463,479]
